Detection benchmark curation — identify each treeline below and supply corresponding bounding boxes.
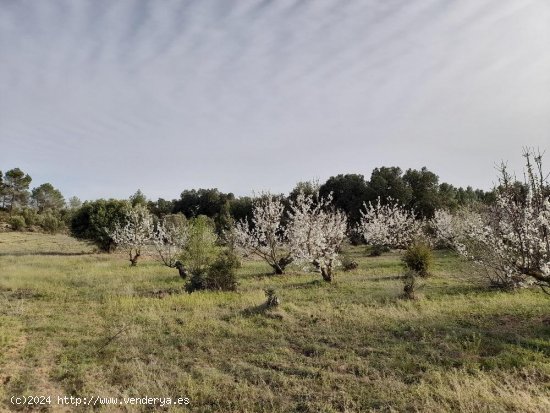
[146,166,495,229]
[0,165,494,243]
[0,167,81,233]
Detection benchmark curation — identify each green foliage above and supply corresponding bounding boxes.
[288,180,319,203]
[70,199,131,251]
[129,189,147,207]
[180,215,218,275]
[369,244,391,256]
[21,207,40,227]
[31,183,65,212]
[214,201,234,236]
[340,254,359,271]
[402,240,433,277]
[366,167,412,206]
[319,174,369,225]
[162,212,187,228]
[205,249,239,290]
[403,167,441,219]
[2,168,32,211]
[40,211,65,234]
[174,188,234,218]
[173,188,236,235]
[68,196,82,209]
[148,198,175,218]
[185,249,239,292]
[229,196,253,222]
[9,215,26,231]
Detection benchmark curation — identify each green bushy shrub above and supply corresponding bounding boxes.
[9,215,26,231]
[264,288,280,307]
[185,249,239,293]
[40,212,65,234]
[369,244,390,257]
[401,240,433,277]
[21,208,40,227]
[180,215,218,276]
[340,254,358,271]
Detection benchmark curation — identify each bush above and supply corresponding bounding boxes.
[185,249,239,293]
[340,254,358,271]
[180,215,219,276]
[264,288,280,307]
[9,215,26,231]
[40,211,65,234]
[402,270,420,300]
[401,240,433,277]
[369,244,390,257]
[21,208,40,227]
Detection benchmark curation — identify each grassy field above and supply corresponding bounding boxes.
[0,232,549,412]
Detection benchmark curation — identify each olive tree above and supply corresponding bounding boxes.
[286,192,347,282]
[233,193,292,274]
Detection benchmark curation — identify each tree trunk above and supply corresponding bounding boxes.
[321,267,332,282]
[129,252,140,266]
[272,264,284,275]
[175,261,188,279]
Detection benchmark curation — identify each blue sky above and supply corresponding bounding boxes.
[1,0,549,201]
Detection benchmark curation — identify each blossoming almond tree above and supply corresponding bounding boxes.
[429,208,475,248]
[449,149,550,291]
[358,198,423,249]
[233,194,292,274]
[287,192,347,282]
[109,205,154,266]
[152,214,190,278]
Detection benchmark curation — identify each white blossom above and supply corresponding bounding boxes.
[109,205,154,266]
[357,198,423,249]
[233,194,292,274]
[152,215,190,276]
[287,192,347,282]
[450,150,550,290]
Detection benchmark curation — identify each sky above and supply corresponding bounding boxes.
[1,0,549,201]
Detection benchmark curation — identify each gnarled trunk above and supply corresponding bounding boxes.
[175,261,188,279]
[272,264,284,275]
[321,266,332,282]
[129,250,140,266]
[270,255,293,275]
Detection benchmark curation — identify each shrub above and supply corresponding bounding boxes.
[40,211,65,234]
[180,215,218,276]
[185,249,239,293]
[9,215,26,231]
[369,244,390,257]
[264,288,280,307]
[402,240,433,277]
[340,254,358,271]
[21,208,40,227]
[401,270,420,300]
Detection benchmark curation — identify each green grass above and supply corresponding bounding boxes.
[1,232,549,412]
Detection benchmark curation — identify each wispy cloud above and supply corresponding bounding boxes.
[1,0,548,199]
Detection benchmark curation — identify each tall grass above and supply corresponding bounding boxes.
[1,233,549,412]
